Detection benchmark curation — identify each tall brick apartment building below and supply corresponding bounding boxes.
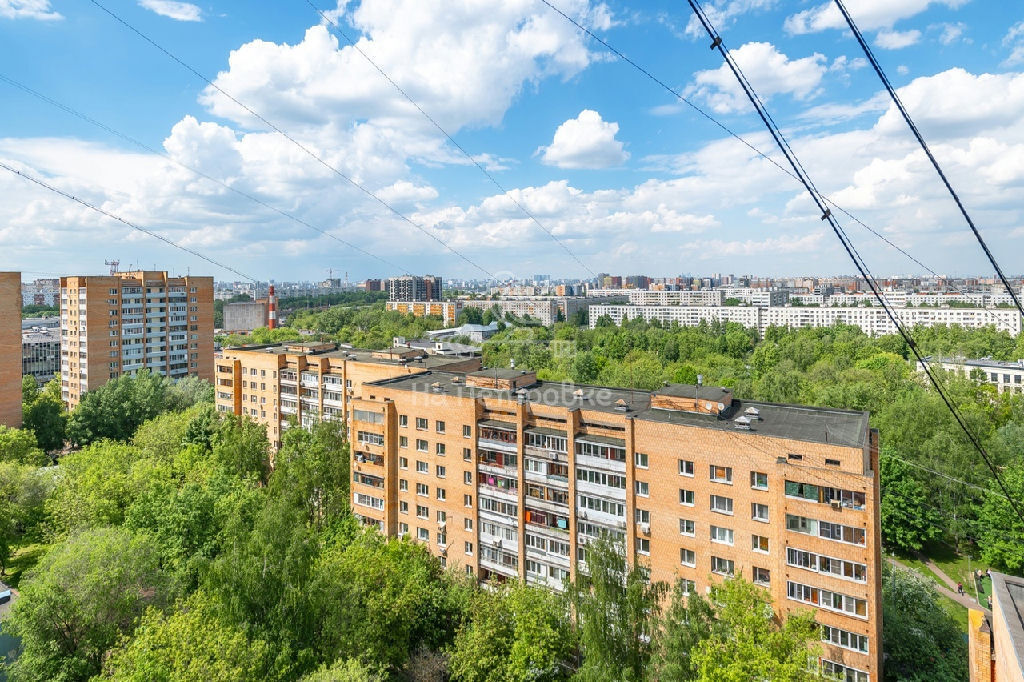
[60,271,213,408]
[349,370,882,681]
[214,341,480,448]
[0,272,22,427]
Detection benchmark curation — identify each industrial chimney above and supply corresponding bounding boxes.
[268,281,277,329]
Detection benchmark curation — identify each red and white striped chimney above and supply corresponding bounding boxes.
[267,281,277,329]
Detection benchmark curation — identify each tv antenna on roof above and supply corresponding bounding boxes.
[104,259,119,275]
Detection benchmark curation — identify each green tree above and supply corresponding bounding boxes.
[66,371,168,446]
[879,453,943,552]
[211,415,271,483]
[882,565,968,681]
[449,581,576,681]
[272,420,351,529]
[651,579,714,681]
[568,536,666,681]
[4,527,175,681]
[0,462,54,574]
[0,425,47,466]
[977,464,1024,574]
[22,377,67,452]
[300,659,385,682]
[100,591,275,682]
[690,578,822,682]
[165,376,215,412]
[44,441,144,537]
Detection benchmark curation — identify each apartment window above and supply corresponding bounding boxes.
[398,522,408,536]
[750,471,768,489]
[710,465,732,484]
[436,442,446,456]
[710,494,733,515]
[710,525,734,545]
[399,415,408,427]
[787,581,867,619]
[825,458,841,467]
[679,578,696,595]
[680,548,696,567]
[417,527,429,542]
[635,481,649,497]
[436,421,446,433]
[399,436,408,448]
[416,439,428,452]
[679,519,695,536]
[416,417,428,430]
[416,483,429,497]
[636,538,650,555]
[821,625,869,654]
[436,510,447,523]
[399,479,408,492]
[416,460,428,473]
[399,457,409,469]
[465,542,474,556]
[711,556,734,576]
[634,452,648,468]
[679,489,695,506]
[416,505,429,519]
[786,547,867,583]
[464,518,473,531]
[819,520,867,546]
[635,509,650,525]
[464,494,473,507]
[463,471,472,484]
[786,514,816,535]
[399,501,408,514]
[463,447,472,461]
[752,535,769,553]
[752,503,769,523]
[678,459,694,476]
[752,567,771,586]
[463,424,471,438]
[785,480,819,502]
[436,488,447,501]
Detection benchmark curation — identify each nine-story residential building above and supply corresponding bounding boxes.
[213,341,481,449]
[60,271,213,408]
[349,370,882,681]
[0,272,22,428]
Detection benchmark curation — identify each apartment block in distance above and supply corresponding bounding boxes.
[0,272,22,427]
[387,275,442,302]
[214,341,481,448]
[349,371,882,681]
[60,271,214,408]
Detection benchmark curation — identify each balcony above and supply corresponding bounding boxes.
[353,451,384,466]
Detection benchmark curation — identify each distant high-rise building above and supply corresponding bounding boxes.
[1,272,22,427]
[363,279,384,292]
[387,275,442,302]
[60,270,214,409]
[21,278,60,307]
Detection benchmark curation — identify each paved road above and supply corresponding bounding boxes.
[887,557,991,617]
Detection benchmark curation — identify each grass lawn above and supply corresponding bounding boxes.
[924,541,993,605]
[2,542,50,590]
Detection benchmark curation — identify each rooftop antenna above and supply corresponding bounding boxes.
[104,259,119,276]
[696,374,704,411]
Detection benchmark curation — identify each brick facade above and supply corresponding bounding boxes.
[0,272,22,428]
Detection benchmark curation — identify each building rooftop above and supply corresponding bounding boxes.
[922,356,1024,371]
[992,572,1024,670]
[223,342,474,370]
[367,371,870,449]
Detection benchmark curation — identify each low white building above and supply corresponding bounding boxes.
[917,356,1024,393]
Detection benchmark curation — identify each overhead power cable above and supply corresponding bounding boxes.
[0,160,257,283]
[87,0,495,280]
[0,73,410,276]
[537,0,961,287]
[685,0,1024,529]
[831,0,1024,324]
[305,1,596,278]
[880,451,1010,502]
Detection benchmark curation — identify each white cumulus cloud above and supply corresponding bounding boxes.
[538,110,629,169]
[784,0,967,34]
[0,0,61,20]
[688,42,828,114]
[875,29,922,49]
[138,0,203,22]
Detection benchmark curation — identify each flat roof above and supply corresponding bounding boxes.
[222,343,473,369]
[923,356,1024,371]
[653,384,732,400]
[366,372,870,449]
[992,572,1024,671]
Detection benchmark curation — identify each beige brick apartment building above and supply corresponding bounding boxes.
[348,370,882,681]
[214,341,480,448]
[0,272,22,427]
[60,271,214,409]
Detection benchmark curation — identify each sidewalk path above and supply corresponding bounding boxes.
[887,557,991,617]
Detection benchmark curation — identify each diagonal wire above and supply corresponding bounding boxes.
[685,0,1024,529]
[0,160,257,283]
[305,0,596,278]
[0,72,410,275]
[832,0,1024,323]
[86,0,495,279]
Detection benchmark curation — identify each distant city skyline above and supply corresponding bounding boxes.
[1,1,1022,280]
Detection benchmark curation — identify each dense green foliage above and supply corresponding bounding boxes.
[882,565,968,681]
[20,304,59,317]
[21,377,67,453]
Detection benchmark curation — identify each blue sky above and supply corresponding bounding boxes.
[1,0,1023,283]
